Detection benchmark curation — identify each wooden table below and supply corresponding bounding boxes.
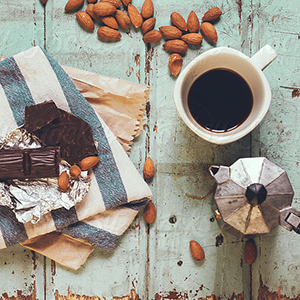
[0,0,300,299]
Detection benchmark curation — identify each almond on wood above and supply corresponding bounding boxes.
[143,200,156,224]
[128,4,143,28]
[76,11,95,31]
[100,16,119,29]
[171,12,187,31]
[202,7,222,22]
[142,30,162,43]
[163,39,187,54]
[141,0,154,19]
[169,53,183,76]
[143,157,155,179]
[86,4,100,20]
[100,0,122,8]
[159,26,182,39]
[244,239,257,264]
[200,22,218,43]
[93,2,117,17]
[190,240,205,261]
[181,33,203,45]
[65,0,84,12]
[187,11,199,33]
[142,17,156,34]
[115,10,131,29]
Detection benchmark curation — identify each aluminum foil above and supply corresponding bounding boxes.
[0,128,91,224]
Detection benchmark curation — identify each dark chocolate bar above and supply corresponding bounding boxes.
[24,101,61,133]
[0,146,60,180]
[34,109,98,164]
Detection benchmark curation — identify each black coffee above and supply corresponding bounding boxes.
[187,69,253,132]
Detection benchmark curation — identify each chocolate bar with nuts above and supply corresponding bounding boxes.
[0,146,60,180]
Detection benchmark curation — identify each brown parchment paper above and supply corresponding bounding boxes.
[0,56,149,270]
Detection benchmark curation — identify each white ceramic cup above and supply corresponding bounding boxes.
[173,45,277,144]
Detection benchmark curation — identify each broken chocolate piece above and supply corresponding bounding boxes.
[34,109,98,164]
[0,147,60,180]
[24,101,61,133]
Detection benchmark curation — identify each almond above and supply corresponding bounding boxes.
[187,11,199,33]
[171,12,187,31]
[159,26,182,39]
[128,4,143,28]
[87,0,97,3]
[79,156,101,170]
[181,33,203,45]
[69,165,81,178]
[143,200,156,224]
[169,53,182,76]
[100,0,122,8]
[86,4,100,20]
[141,17,156,34]
[163,39,187,54]
[143,30,162,43]
[190,240,205,261]
[41,0,48,4]
[143,157,154,179]
[200,22,218,43]
[93,2,117,17]
[141,0,154,19]
[100,16,119,29]
[244,239,257,264]
[202,7,222,22]
[76,11,95,31]
[121,0,131,6]
[58,171,69,190]
[65,0,84,12]
[115,10,131,29]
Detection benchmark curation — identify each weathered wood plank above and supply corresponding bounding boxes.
[251,0,300,298]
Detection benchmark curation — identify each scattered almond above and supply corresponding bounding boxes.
[143,157,155,179]
[181,33,203,45]
[159,26,182,40]
[86,4,100,20]
[190,240,205,261]
[65,0,84,12]
[142,17,156,34]
[187,11,199,33]
[143,30,162,43]
[169,53,183,76]
[202,7,222,22]
[244,239,257,264]
[79,156,101,170]
[171,12,187,31]
[200,22,218,43]
[143,200,156,224]
[69,165,82,178]
[87,0,96,3]
[128,4,143,28]
[141,0,154,19]
[93,2,117,17]
[163,39,187,54]
[115,10,131,29]
[120,0,131,6]
[100,0,122,8]
[100,16,119,29]
[76,11,95,31]
[58,171,69,190]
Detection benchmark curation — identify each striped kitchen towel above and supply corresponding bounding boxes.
[0,47,152,250]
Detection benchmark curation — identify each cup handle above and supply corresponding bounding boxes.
[250,45,277,70]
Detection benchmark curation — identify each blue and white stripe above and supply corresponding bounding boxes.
[0,47,152,250]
